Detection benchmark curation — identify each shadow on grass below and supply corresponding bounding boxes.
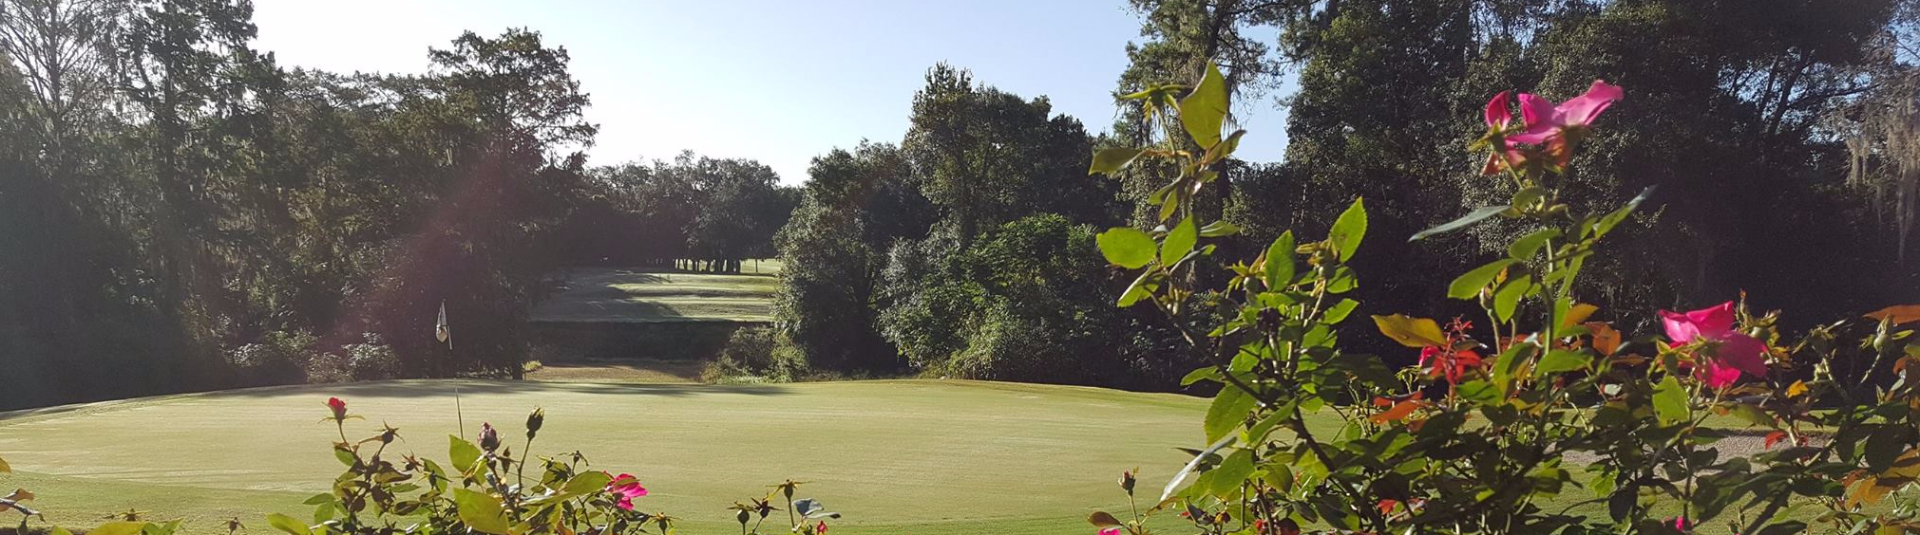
[204,379,789,399]
[0,380,791,420]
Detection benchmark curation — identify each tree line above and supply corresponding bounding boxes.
[760,0,1920,388]
[0,0,795,409]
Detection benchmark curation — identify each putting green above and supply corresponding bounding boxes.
[0,379,1207,534]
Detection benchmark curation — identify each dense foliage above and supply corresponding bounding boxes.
[766,0,1920,389]
[1090,60,1920,535]
[0,2,795,409]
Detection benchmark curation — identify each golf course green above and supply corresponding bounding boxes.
[0,379,1208,534]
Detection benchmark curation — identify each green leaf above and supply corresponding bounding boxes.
[1089,147,1146,175]
[1534,350,1593,376]
[1449,259,1519,300]
[1162,217,1197,266]
[1371,315,1448,348]
[1181,367,1221,386]
[301,493,331,506]
[1590,186,1657,239]
[1457,380,1500,404]
[1865,426,1909,472]
[1507,229,1561,259]
[1324,299,1360,324]
[449,435,482,474]
[1204,130,1247,162]
[1653,375,1689,425]
[333,446,357,467]
[1493,275,1534,322]
[1511,186,1547,211]
[1492,343,1538,393]
[1118,271,1155,308]
[453,489,512,535]
[265,514,312,535]
[563,470,614,495]
[1097,227,1157,269]
[88,523,151,535]
[1180,62,1228,149]
[51,528,74,535]
[1199,221,1241,238]
[1264,231,1295,289]
[1205,385,1257,443]
[1329,198,1368,262]
[1206,449,1255,497]
[1410,206,1509,242]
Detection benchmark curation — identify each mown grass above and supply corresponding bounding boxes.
[0,378,1846,535]
[532,267,779,323]
[0,379,1208,535]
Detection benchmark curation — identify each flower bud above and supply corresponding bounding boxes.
[326,397,348,422]
[478,422,500,452]
[526,408,545,439]
[1118,469,1136,495]
[737,509,751,526]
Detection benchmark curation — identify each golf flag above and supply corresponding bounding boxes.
[435,301,451,348]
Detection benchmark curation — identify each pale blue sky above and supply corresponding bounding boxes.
[252,0,1289,185]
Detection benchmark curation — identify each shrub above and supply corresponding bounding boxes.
[344,334,403,381]
[704,326,808,383]
[1088,64,1920,535]
[876,215,1187,384]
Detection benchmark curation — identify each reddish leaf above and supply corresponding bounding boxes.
[1764,431,1787,450]
[1585,322,1622,356]
[1866,305,1920,325]
[1370,400,1425,424]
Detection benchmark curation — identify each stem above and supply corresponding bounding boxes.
[518,436,533,490]
[1289,411,1388,531]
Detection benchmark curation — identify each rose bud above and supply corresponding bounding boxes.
[526,408,545,439]
[478,422,500,452]
[326,397,348,421]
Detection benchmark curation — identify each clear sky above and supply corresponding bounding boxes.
[251,0,1289,185]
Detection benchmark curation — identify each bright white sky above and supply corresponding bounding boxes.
[251,0,1290,185]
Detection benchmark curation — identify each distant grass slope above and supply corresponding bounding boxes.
[0,379,1208,535]
[532,267,779,323]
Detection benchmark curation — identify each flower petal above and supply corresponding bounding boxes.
[1684,301,1736,338]
[1713,333,1769,378]
[1660,309,1702,344]
[1517,93,1555,127]
[1558,80,1623,126]
[1484,91,1511,128]
[1695,361,1741,389]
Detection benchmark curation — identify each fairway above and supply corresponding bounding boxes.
[533,267,779,323]
[0,379,1206,535]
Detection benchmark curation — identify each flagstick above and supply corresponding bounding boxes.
[455,384,465,438]
[451,339,465,438]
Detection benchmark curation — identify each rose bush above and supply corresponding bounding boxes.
[1090,62,1920,535]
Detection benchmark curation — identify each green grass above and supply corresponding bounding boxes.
[532,268,779,323]
[0,379,1207,535]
